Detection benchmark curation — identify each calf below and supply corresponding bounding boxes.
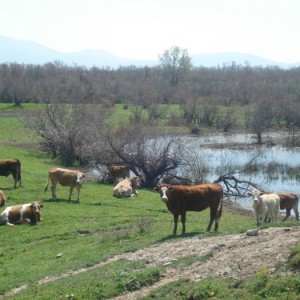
[0,189,6,206]
[0,159,21,188]
[44,168,85,201]
[113,176,141,198]
[154,183,223,234]
[249,189,280,226]
[0,201,43,226]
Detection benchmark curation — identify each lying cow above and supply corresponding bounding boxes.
[0,159,21,188]
[113,176,141,198]
[0,189,6,206]
[277,193,299,221]
[44,168,85,201]
[154,183,223,234]
[248,189,280,226]
[107,165,130,183]
[0,201,43,226]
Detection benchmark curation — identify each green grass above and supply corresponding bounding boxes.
[1,103,300,299]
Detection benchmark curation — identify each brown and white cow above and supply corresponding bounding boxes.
[0,159,21,188]
[44,168,85,201]
[0,189,6,206]
[0,201,43,226]
[154,183,223,234]
[107,165,130,183]
[113,176,141,198]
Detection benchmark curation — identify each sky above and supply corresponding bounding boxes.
[0,0,300,63]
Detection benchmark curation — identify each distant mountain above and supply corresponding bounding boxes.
[1,35,299,69]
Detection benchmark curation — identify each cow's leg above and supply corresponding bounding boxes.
[207,209,216,232]
[51,184,57,198]
[68,187,74,200]
[173,214,179,234]
[282,208,291,222]
[76,187,80,202]
[181,212,186,234]
[294,207,299,221]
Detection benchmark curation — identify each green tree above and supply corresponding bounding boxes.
[159,46,192,86]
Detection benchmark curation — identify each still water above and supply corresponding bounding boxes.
[183,132,300,211]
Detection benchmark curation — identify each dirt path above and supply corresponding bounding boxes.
[111,226,300,299]
[3,202,300,299]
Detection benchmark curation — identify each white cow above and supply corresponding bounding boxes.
[248,189,280,226]
[113,177,141,198]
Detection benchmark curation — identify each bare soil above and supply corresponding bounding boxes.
[3,202,300,299]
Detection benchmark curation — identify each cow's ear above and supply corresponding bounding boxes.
[154,186,159,192]
[247,192,252,196]
[168,186,173,191]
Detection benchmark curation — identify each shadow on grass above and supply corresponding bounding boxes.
[42,198,80,204]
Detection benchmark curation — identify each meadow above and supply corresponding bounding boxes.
[0,104,300,299]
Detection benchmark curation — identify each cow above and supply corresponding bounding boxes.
[113,176,141,198]
[0,159,21,188]
[248,189,280,226]
[0,189,6,206]
[154,183,223,234]
[44,168,85,202]
[107,165,130,183]
[0,201,43,226]
[276,193,299,221]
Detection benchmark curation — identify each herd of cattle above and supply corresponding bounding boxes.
[0,159,299,232]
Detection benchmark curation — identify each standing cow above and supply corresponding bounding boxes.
[107,165,130,183]
[155,183,223,234]
[0,159,21,188]
[0,201,43,226]
[0,189,6,206]
[44,168,85,201]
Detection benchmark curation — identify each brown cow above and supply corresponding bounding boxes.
[107,165,130,183]
[0,201,43,226]
[0,189,6,206]
[277,193,299,221]
[154,183,223,234]
[0,159,21,188]
[44,168,85,201]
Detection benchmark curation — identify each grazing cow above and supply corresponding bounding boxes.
[0,189,6,206]
[44,168,85,201]
[248,189,280,226]
[0,201,43,226]
[107,165,130,183]
[113,176,141,198]
[277,193,299,221]
[0,159,21,188]
[154,183,223,234]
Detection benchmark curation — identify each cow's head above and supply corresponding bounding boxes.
[154,184,172,203]
[30,201,44,223]
[248,189,263,203]
[0,190,6,207]
[76,173,85,184]
[130,176,141,188]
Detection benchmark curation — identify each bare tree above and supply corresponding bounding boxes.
[104,126,184,187]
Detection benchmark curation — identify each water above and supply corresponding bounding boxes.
[182,132,300,212]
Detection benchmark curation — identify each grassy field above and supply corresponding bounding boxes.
[0,103,299,299]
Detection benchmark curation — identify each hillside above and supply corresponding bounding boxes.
[1,35,299,68]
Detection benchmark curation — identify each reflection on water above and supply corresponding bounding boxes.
[183,132,300,211]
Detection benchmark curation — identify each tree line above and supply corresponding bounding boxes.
[1,47,300,187]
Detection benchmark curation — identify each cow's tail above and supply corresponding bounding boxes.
[44,175,50,194]
[217,193,223,220]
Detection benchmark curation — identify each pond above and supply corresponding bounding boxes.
[183,132,300,212]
